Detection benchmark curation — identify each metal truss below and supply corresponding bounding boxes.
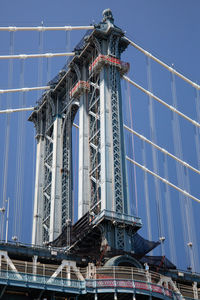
[109,34,127,250]
[42,97,56,243]
[88,74,101,214]
[61,98,79,233]
[30,11,132,250]
[31,72,79,245]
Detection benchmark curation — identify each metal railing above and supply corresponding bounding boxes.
[0,269,83,289]
[0,258,198,299]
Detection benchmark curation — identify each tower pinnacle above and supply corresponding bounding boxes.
[102,8,114,24]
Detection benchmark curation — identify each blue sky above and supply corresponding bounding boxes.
[0,0,200,272]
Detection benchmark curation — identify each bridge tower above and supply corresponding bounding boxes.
[29,9,142,256]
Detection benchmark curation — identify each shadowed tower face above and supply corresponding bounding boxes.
[30,9,141,250]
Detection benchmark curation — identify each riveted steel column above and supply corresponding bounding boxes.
[78,66,90,218]
[100,43,115,212]
[32,136,45,246]
[49,116,62,241]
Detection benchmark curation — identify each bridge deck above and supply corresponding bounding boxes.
[0,258,199,299]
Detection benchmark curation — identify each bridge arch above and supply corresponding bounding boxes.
[104,255,142,268]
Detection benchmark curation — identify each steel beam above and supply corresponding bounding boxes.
[32,136,45,245]
[49,117,62,241]
[100,60,114,212]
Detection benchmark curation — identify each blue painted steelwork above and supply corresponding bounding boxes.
[91,209,142,227]
[29,7,143,256]
[0,270,83,294]
[0,270,182,299]
[19,8,200,300]
[0,242,84,264]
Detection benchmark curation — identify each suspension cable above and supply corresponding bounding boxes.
[0,31,14,241]
[124,124,200,176]
[163,152,177,265]
[125,36,200,90]
[0,86,50,94]
[170,71,198,272]
[37,26,44,105]
[73,122,79,129]
[46,54,52,83]
[126,156,200,204]
[193,89,200,268]
[170,70,191,270]
[146,56,164,255]
[195,89,200,169]
[0,25,94,32]
[0,107,34,114]
[0,52,75,60]
[141,140,152,241]
[123,75,200,128]
[126,81,138,214]
[13,59,26,241]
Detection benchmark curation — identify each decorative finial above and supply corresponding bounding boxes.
[102,8,114,24]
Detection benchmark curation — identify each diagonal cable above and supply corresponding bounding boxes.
[124,124,200,176]
[126,156,200,204]
[0,25,94,32]
[123,75,200,128]
[0,52,75,60]
[0,86,50,94]
[125,36,200,90]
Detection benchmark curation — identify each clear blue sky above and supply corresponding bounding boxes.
[0,0,200,272]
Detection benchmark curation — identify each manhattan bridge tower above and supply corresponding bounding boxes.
[29,9,156,264]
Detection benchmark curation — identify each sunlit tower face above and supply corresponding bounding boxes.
[30,9,142,250]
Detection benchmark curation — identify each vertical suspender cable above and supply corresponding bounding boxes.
[13,59,26,241]
[46,57,52,84]
[193,89,200,264]
[194,88,200,268]
[125,80,152,239]
[163,153,177,265]
[1,32,14,241]
[37,22,44,98]
[184,162,199,272]
[127,82,138,215]
[183,94,200,272]
[66,27,71,53]
[170,70,199,272]
[141,140,152,241]
[192,88,200,270]
[171,70,189,268]
[19,59,26,241]
[195,89,200,169]
[36,24,44,242]
[124,84,134,215]
[146,57,165,255]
